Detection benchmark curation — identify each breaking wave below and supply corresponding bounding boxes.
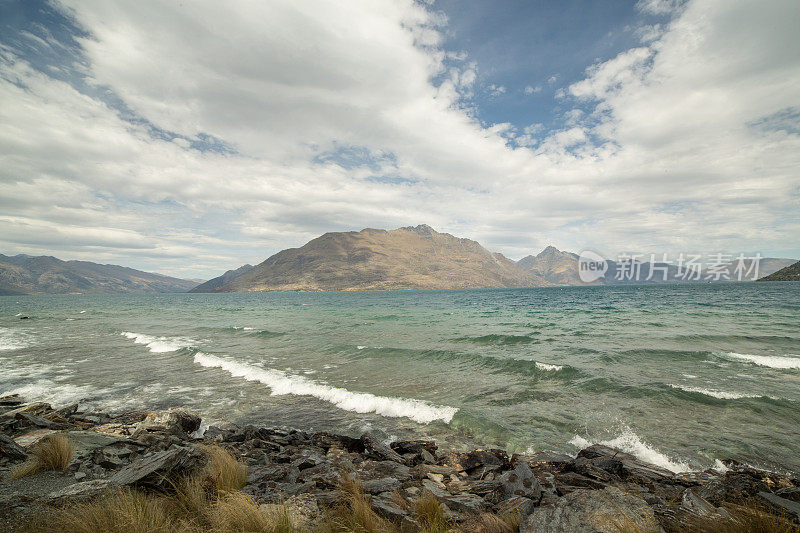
[668,384,769,400]
[193,352,457,424]
[0,327,30,351]
[721,352,800,370]
[121,332,193,353]
[569,427,690,473]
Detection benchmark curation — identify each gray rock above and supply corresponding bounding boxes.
[680,489,718,517]
[441,493,489,515]
[759,491,800,519]
[370,492,410,521]
[48,479,115,501]
[421,479,451,498]
[0,432,27,460]
[247,463,300,484]
[362,477,401,495]
[109,446,203,488]
[521,487,662,533]
[577,445,674,484]
[499,460,542,500]
[496,495,536,517]
[360,435,405,464]
[135,408,201,437]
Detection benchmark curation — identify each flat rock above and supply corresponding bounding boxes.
[109,446,203,488]
[496,495,537,517]
[135,408,201,437]
[14,428,57,448]
[577,445,674,484]
[522,487,662,533]
[361,477,401,495]
[759,491,800,519]
[499,460,542,500]
[48,479,115,501]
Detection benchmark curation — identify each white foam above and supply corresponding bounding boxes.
[668,384,765,400]
[357,346,367,350]
[535,362,563,371]
[121,331,192,353]
[193,352,457,424]
[713,459,729,473]
[569,427,690,473]
[3,380,111,407]
[0,327,30,351]
[723,352,800,370]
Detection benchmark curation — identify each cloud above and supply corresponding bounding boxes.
[0,0,798,277]
[523,85,542,95]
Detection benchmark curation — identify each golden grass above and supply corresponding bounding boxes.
[414,491,450,533]
[209,491,298,533]
[455,512,519,533]
[12,434,76,478]
[203,445,247,492]
[319,474,397,533]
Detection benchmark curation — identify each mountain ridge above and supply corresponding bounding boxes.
[0,254,200,295]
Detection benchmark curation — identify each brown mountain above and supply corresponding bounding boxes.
[191,225,546,292]
[757,259,800,281]
[516,246,583,285]
[0,254,199,295]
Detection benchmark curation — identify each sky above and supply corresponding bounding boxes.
[0,0,798,279]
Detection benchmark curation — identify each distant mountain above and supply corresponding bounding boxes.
[191,225,546,292]
[517,246,582,285]
[0,254,199,294]
[757,260,800,282]
[190,264,254,293]
[517,248,797,285]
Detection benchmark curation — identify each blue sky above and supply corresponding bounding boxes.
[0,0,798,278]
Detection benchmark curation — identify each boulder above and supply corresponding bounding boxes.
[496,495,537,517]
[361,477,401,495]
[109,446,204,488]
[499,460,542,500]
[135,408,201,438]
[360,435,405,464]
[0,432,27,460]
[521,487,661,533]
[759,491,800,520]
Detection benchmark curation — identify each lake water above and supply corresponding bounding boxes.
[2,283,799,473]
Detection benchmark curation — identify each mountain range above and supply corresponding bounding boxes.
[192,225,797,292]
[0,254,198,295]
[758,260,800,282]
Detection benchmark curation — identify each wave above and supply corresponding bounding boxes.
[5,380,112,408]
[193,352,457,424]
[452,334,538,345]
[535,362,564,371]
[0,327,30,351]
[667,384,770,400]
[569,427,690,473]
[248,329,286,339]
[721,352,800,370]
[121,332,193,353]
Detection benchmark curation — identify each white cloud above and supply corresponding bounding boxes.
[0,0,798,277]
[524,85,542,95]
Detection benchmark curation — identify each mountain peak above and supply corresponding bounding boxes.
[537,245,562,258]
[399,224,436,235]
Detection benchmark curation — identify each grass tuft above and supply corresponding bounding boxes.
[12,434,76,478]
[203,445,247,493]
[320,474,397,533]
[677,501,800,533]
[414,491,450,533]
[210,491,298,533]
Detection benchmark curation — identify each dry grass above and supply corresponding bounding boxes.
[210,491,298,533]
[455,512,519,533]
[24,488,173,533]
[414,491,451,533]
[319,474,397,533]
[12,434,76,478]
[203,445,247,492]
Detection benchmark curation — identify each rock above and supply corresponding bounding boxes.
[573,456,623,481]
[759,491,800,520]
[370,492,410,522]
[422,479,451,499]
[297,462,340,489]
[577,445,674,484]
[14,428,57,448]
[456,449,510,474]
[360,435,405,464]
[247,464,300,484]
[553,472,609,493]
[292,448,327,470]
[499,460,542,500]
[358,460,411,482]
[136,408,201,437]
[312,432,364,453]
[776,486,800,503]
[496,495,536,517]
[109,446,204,488]
[528,451,574,469]
[0,395,24,407]
[48,480,115,501]
[0,432,27,460]
[2,402,54,419]
[361,477,401,495]
[680,489,718,517]
[390,440,437,455]
[440,493,489,515]
[521,487,661,533]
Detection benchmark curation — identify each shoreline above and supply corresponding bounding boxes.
[2,395,799,531]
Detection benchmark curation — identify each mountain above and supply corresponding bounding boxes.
[516,246,582,285]
[517,248,797,285]
[191,225,546,292]
[757,260,800,281]
[189,264,254,293]
[0,254,199,294]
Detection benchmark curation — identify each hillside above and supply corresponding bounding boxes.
[0,254,199,294]
[191,225,546,292]
[517,246,582,285]
[757,260,800,281]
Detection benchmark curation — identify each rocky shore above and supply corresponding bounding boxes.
[2,394,799,532]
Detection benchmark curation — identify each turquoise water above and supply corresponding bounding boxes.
[1,283,799,473]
